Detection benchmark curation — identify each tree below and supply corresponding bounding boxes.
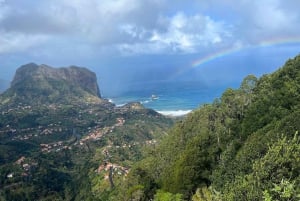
[222,132,300,201]
[153,190,183,201]
[240,75,257,95]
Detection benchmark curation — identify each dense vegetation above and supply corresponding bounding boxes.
[0,101,173,201]
[106,55,300,200]
[0,65,173,201]
[1,55,300,200]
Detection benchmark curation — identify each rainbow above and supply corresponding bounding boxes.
[258,35,300,48]
[192,36,300,68]
[170,36,300,79]
[169,44,243,79]
[191,45,242,68]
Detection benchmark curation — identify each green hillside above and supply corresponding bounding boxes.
[1,55,299,200]
[0,65,173,201]
[109,55,300,201]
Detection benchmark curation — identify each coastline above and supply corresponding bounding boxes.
[157,110,192,117]
[108,98,193,117]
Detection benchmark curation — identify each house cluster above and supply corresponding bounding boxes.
[40,141,71,153]
[17,157,37,178]
[37,116,127,151]
[1,104,32,115]
[115,117,125,126]
[79,117,126,144]
[15,156,37,170]
[80,127,108,144]
[11,126,66,141]
[0,126,34,136]
[7,156,38,179]
[12,132,37,141]
[145,139,157,145]
[112,139,157,149]
[96,147,130,181]
[96,162,129,180]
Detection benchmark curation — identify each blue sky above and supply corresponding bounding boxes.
[0,0,300,96]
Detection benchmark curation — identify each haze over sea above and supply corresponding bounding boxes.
[105,80,231,116]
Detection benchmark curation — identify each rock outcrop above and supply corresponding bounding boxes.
[12,63,101,98]
[2,63,102,104]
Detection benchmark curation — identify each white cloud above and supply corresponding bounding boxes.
[117,12,229,55]
[254,1,287,30]
[147,13,229,53]
[0,32,48,54]
[52,0,163,44]
[219,0,300,43]
[0,0,299,55]
[119,24,150,41]
[255,1,298,35]
[0,0,231,55]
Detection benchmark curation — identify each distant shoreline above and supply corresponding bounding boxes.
[108,97,193,117]
[157,110,192,117]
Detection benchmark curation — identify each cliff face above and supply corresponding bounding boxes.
[1,63,102,105]
[11,63,101,98]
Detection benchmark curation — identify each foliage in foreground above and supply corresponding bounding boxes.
[110,55,300,200]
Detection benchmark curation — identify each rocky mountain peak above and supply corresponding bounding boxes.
[11,63,101,98]
[0,63,103,105]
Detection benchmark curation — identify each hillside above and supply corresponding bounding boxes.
[108,55,300,201]
[0,64,173,201]
[1,55,299,200]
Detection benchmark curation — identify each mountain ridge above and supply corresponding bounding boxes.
[1,63,102,105]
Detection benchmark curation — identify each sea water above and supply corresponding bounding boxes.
[105,80,231,117]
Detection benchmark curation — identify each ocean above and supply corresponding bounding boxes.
[105,81,232,116]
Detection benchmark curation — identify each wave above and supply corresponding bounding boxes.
[106,98,126,107]
[141,100,150,104]
[157,110,192,117]
[116,104,126,107]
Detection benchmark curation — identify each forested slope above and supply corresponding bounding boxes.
[110,55,300,201]
[0,64,174,201]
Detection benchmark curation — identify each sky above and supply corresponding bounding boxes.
[0,0,300,96]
